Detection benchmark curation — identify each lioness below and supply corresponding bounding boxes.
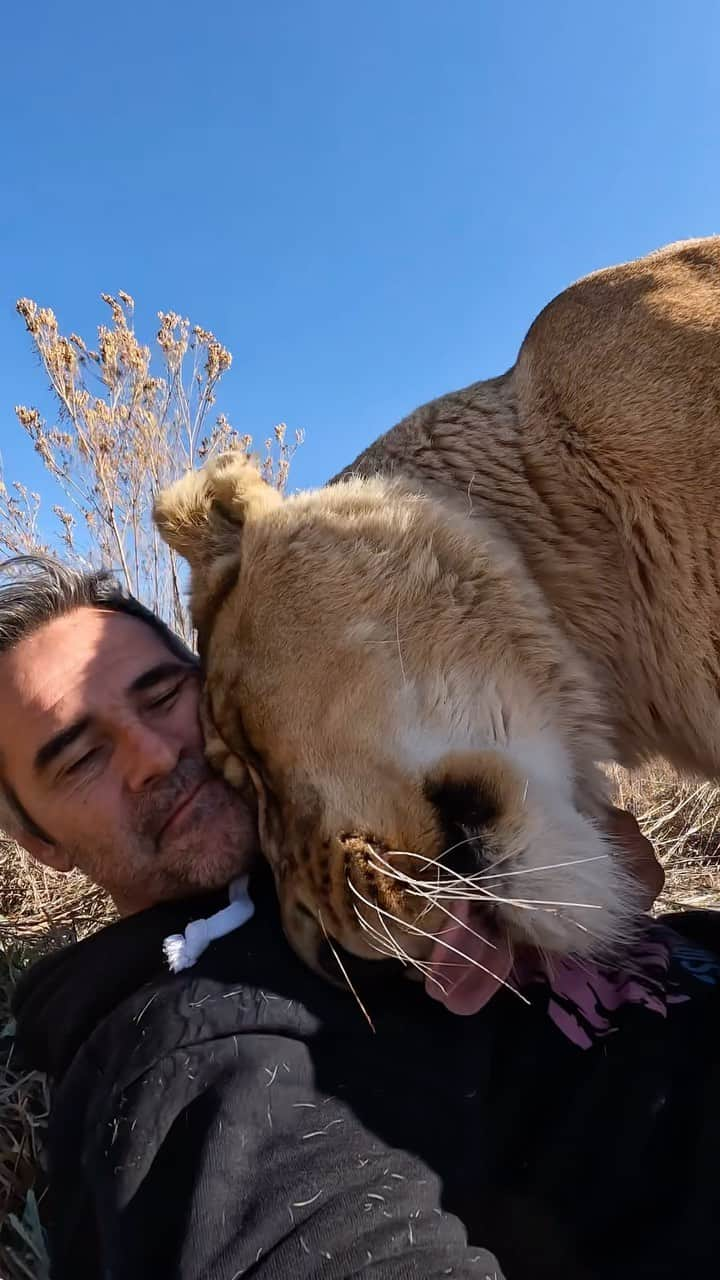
[155,236,720,1015]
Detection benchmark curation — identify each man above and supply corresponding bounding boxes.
[3,554,720,1279]
[0,556,257,914]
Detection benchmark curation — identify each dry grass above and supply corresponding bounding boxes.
[3,291,303,642]
[0,766,718,1278]
[0,845,114,1279]
[607,762,720,911]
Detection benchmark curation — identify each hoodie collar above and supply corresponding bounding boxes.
[12,889,230,1081]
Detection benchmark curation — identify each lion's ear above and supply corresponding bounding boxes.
[153,451,283,565]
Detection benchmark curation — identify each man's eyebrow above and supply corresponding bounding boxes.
[126,660,197,695]
[34,719,91,775]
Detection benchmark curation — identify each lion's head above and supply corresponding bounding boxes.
[155,451,640,1013]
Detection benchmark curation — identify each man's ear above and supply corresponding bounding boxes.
[21,834,74,874]
[1,781,75,871]
[153,450,283,568]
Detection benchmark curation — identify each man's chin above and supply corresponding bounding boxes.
[113,864,245,916]
[170,841,260,894]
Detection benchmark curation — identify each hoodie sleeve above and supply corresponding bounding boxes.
[46,1017,503,1280]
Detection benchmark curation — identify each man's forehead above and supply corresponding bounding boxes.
[0,606,177,712]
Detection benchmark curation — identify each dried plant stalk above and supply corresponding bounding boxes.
[2,294,303,640]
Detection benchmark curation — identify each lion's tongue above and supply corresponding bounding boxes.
[425,900,514,1016]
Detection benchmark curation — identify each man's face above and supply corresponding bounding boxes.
[0,607,258,912]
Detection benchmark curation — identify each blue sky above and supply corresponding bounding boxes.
[1,1,719,510]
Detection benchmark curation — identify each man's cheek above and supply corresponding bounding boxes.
[180,688,205,749]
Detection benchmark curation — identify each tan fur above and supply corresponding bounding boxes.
[155,236,720,988]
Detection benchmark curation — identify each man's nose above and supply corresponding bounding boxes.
[120,723,181,791]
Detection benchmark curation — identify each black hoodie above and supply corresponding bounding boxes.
[12,870,720,1279]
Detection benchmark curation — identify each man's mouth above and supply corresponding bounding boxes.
[157,780,208,841]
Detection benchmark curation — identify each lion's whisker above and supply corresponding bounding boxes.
[367,865,502,955]
[375,911,447,991]
[441,886,604,912]
[478,892,604,910]
[380,847,609,883]
[353,902,446,991]
[347,880,529,1005]
[416,899,438,922]
[395,599,407,685]
[317,908,376,1032]
[353,909,398,961]
[381,834,485,879]
[369,849,605,911]
[420,895,500,953]
[477,854,609,882]
[353,904,403,961]
[369,850,495,902]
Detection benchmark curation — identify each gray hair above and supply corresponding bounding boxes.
[0,554,198,841]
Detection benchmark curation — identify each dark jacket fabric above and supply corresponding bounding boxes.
[13,869,720,1279]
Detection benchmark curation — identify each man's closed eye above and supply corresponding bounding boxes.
[64,747,101,778]
[146,684,183,710]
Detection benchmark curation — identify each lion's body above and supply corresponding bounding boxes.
[155,237,720,1009]
[336,237,720,781]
